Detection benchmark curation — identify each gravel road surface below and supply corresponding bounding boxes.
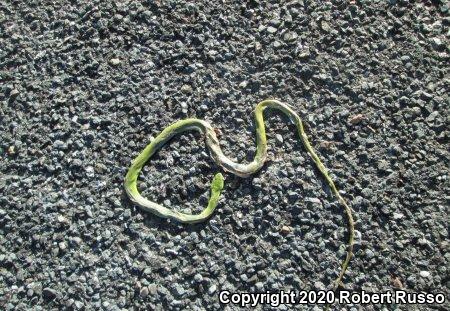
[1,1,448,310]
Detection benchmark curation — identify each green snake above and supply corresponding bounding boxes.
[124,99,355,305]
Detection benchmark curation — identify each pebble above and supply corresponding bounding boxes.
[109,58,121,66]
[140,287,149,298]
[314,281,326,290]
[181,85,193,94]
[419,271,431,278]
[275,134,284,144]
[173,285,185,297]
[239,81,248,88]
[393,212,404,220]
[283,32,298,42]
[148,284,158,295]
[10,89,20,98]
[267,26,277,34]
[42,287,58,299]
[208,284,217,294]
[365,249,375,259]
[7,146,16,155]
[430,37,444,49]
[281,226,292,235]
[193,273,203,283]
[349,114,366,125]
[321,21,331,32]
[305,197,322,205]
[255,282,264,290]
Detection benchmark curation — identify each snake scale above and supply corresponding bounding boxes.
[124,99,355,307]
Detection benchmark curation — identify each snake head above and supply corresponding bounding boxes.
[211,172,224,192]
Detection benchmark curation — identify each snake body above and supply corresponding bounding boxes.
[124,99,355,302]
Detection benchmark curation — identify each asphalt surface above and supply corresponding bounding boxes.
[1,1,449,310]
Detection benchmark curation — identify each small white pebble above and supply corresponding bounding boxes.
[275,134,284,144]
[419,271,430,278]
[208,284,217,294]
[393,212,404,220]
[109,58,121,65]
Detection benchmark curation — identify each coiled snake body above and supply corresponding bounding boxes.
[124,99,355,305]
